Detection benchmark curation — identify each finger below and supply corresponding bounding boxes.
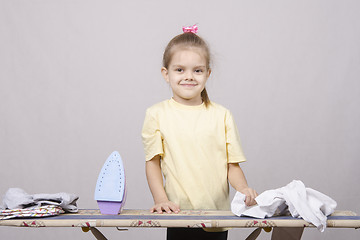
[245,196,250,206]
[163,206,172,214]
[169,202,179,209]
[248,189,257,200]
[247,196,255,206]
[169,204,180,213]
[252,189,258,198]
[245,196,255,206]
[251,195,257,206]
[249,193,256,201]
[155,206,164,214]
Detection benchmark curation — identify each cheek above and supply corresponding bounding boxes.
[200,76,208,85]
[169,78,180,86]
[170,75,181,83]
[165,74,173,83]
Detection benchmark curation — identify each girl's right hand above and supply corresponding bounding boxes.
[240,187,258,206]
[150,201,180,214]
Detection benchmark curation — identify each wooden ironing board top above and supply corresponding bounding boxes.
[0,209,359,229]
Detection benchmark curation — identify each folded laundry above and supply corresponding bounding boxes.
[1,188,79,213]
[231,180,337,232]
[0,205,63,220]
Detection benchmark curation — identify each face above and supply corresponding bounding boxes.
[162,48,211,106]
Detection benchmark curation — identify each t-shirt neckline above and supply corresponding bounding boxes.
[169,98,205,110]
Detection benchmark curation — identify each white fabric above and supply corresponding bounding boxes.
[231,180,337,232]
[1,188,79,213]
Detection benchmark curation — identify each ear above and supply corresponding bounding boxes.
[161,67,169,83]
[207,68,212,78]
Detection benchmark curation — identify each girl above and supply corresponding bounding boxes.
[142,25,257,240]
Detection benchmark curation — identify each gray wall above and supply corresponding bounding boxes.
[1,1,359,239]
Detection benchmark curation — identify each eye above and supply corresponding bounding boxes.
[176,68,183,72]
[194,69,203,73]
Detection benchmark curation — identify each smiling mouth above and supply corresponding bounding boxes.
[180,84,197,87]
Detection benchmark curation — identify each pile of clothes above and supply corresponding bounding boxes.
[0,188,79,219]
[231,180,337,232]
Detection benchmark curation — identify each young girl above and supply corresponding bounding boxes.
[142,25,257,240]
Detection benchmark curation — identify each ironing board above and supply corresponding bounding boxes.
[1,209,359,239]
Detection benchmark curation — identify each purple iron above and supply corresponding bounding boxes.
[94,151,126,214]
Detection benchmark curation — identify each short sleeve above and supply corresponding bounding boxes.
[141,109,164,161]
[225,110,247,163]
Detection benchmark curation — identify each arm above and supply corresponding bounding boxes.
[228,163,258,206]
[145,155,180,213]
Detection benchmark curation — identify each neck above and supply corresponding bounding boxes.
[172,96,203,106]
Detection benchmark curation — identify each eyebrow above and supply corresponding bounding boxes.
[171,65,206,68]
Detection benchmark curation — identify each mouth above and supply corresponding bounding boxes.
[180,84,197,87]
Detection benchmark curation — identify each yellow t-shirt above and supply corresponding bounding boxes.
[142,98,246,210]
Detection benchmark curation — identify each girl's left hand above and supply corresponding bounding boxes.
[240,187,258,206]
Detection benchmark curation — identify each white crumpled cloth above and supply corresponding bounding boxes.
[231,180,337,232]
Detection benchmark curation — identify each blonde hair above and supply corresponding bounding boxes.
[163,32,211,107]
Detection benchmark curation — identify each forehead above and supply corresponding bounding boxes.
[169,47,207,65]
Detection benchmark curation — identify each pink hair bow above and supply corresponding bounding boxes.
[182,24,198,34]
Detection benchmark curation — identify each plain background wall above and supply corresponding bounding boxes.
[1,0,359,239]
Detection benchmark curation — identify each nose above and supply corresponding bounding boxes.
[184,70,194,81]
